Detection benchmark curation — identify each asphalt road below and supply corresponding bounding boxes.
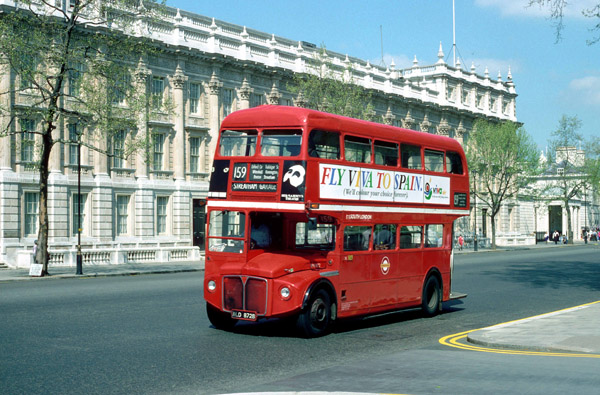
[1,245,599,394]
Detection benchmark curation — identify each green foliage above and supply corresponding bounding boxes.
[466,119,539,248]
[287,45,372,119]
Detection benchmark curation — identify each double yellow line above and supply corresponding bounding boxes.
[439,301,600,358]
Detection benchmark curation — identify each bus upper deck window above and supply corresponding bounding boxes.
[446,151,464,174]
[308,130,340,159]
[401,144,421,169]
[261,130,302,157]
[424,149,444,172]
[374,140,398,166]
[344,135,371,163]
[219,130,257,157]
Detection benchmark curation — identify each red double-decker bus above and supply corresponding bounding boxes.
[204,105,468,337]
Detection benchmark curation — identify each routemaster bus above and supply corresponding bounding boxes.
[204,105,468,337]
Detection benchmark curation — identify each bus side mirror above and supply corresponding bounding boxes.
[308,217,318,230]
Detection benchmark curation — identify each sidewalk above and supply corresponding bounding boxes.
[2,243,599,355]
[0,260,204,282]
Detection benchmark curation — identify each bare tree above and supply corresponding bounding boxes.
[528,0,600,44]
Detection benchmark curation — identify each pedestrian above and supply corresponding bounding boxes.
[584,230,588,244]
[32,240,38,264]
[458,234,464,251]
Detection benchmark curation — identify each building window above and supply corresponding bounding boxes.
[190,137,200,173]
[189,83,201,114]
[72,193,87,236]
[68,61,84,97]
[113,130,126,168]
[19,55,37,90]
[112,73,130,105]
[68,123,80,165]
[250,93,264,108]
[116,195,130,236]
[156,196,169,235]
[152,133,165,171]
[222,88,234,116]
[20,119,36,163]
[24,192,39,236]
[151,76,164,109]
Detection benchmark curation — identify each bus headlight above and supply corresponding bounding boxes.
[207,280,217,292]
[280,286,291,300]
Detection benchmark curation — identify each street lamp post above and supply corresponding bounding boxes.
[473,171,478,251]
[76,137,83,275]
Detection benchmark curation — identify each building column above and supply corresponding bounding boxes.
[170,64,187,180]
[134,58,151,179]
[239,77,252,110]
[207,68,222,166]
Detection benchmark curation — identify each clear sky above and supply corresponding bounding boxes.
[170,0,599,150]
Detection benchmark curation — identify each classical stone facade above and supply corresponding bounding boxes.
[0,4,520,267]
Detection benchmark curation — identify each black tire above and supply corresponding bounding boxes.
[422,275,441,317]
[296,289,332,337]
[206,303,237,331]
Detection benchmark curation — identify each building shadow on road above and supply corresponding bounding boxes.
[214,299,466,338]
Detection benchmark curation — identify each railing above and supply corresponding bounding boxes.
[13,245,203,268]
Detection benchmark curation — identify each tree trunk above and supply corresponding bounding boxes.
[490,214,497,250]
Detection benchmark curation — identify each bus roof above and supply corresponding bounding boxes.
[220,105,464,152]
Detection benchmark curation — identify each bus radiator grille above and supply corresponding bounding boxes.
[223,276,267,315]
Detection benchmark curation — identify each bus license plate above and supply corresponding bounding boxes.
[231,310,257,321]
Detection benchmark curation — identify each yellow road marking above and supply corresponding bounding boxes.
[439,300,600,358]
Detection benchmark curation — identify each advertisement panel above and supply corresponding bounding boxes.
[319,163,449,205]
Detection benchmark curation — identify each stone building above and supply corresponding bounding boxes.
[0,3,518,267]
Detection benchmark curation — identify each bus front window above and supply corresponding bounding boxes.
[219,130,257,157]
[295,222,335,251]
[208,210,245,253]
[260,130,302,156]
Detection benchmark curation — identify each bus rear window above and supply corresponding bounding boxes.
[308,130,340,159]
[424,149,444,172]
[446,151,464,174]
[219,130,257,157]
[261,130,302,157]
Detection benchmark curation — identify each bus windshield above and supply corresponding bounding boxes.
[208,210,245,253]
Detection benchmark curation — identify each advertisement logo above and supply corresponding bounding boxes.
[424,182,433,200]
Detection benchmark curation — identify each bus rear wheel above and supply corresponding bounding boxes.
[296,289,332,337]
[206,303,237,331]
[422,275,441,317]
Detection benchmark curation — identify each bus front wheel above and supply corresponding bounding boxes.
[296,289,332,337]
[422,275,441,317]
[206,303,237,331]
